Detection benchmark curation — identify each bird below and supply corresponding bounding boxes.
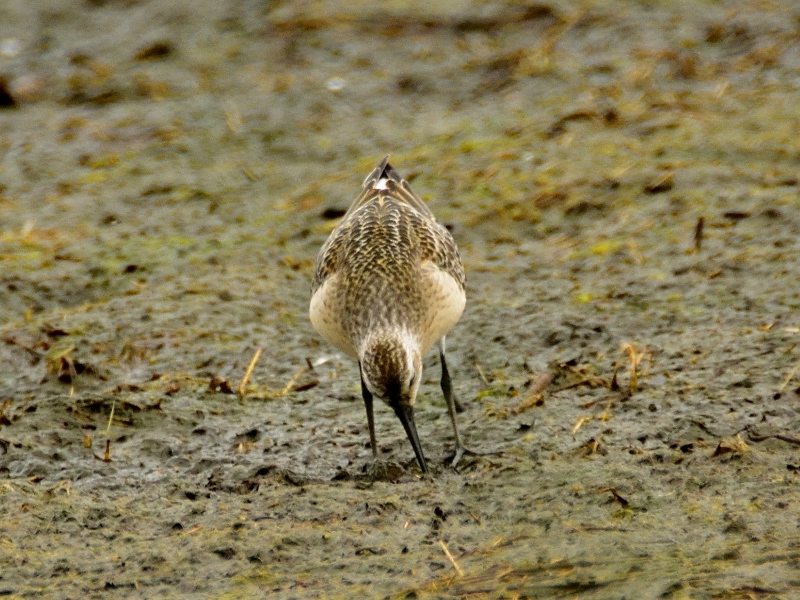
[309,156,467,473]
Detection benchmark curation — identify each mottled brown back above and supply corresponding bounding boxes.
[311,160,464,348]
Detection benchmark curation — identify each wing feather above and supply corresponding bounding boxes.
[311,157,464,296]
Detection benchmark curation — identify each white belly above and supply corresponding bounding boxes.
[309,275,358,358]
[418,261,466,355]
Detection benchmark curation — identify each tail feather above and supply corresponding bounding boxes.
[361,155,394,189]
[350,156,434,219]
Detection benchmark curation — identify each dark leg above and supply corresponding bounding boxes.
[439,337,466,469]
[360,364,378,459]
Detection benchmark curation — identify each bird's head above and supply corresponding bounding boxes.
[359,332,427,472]
[360,332,421,403]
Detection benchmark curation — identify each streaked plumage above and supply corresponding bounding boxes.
[309,157,467,473]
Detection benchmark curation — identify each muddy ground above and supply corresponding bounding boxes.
[1,0,800,598]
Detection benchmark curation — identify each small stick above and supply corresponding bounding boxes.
[238,347,263,398]
[776,434,800,446]
[474,363,489,386]
[745,428,800,446]
[779,355,800,392]
[103,439,111,462]
[693,216,704,252]
[439,540,463,577]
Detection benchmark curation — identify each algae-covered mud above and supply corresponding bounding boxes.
[1,0,799,597]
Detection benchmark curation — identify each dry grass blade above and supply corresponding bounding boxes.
[510,576,529,600]
[439,540,464,577]
[712,433,749,457]
[242,362,314,400]
[224,101,243,133]
[572,416,591,434]
[778,354,800,392]
[474,363,490,386]
[238,347,263,398]
[626,238,644,265]
[62,356,78,396]
[280,365,307,395]
[105,400,115,438]
[620,343,650,393]
[45,480,71,496]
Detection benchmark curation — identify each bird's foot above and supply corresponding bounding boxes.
[445,444,478,471]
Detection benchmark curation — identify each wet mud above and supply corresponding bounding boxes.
[1,0,799,598]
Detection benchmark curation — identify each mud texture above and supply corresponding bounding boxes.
[1,0,800,598]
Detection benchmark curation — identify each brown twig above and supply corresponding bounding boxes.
[600,487,629,507]
[693,216,704,252]
[745,426,800,446]
[551,377,607,393]
[513,372,552,413]
[775,434,800,446]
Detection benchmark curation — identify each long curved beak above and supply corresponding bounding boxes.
[392,402,428,473]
